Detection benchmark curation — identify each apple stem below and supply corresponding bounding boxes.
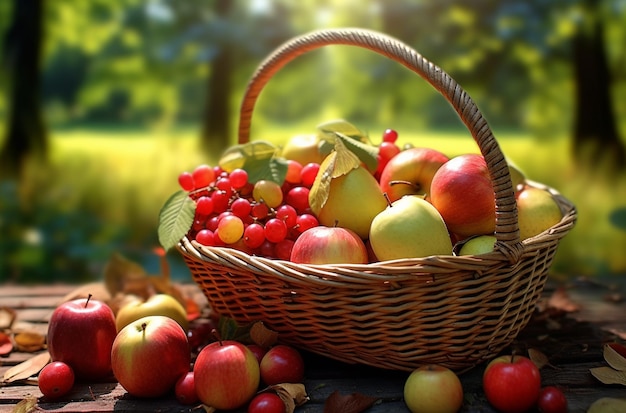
[383,193,393,207]
[85,294,92,308]
[389,180,421,192]
[211,328,223,346]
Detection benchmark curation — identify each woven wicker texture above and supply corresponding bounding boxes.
[179,28,577,372]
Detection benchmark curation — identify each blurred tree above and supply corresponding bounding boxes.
[0,0,47,179]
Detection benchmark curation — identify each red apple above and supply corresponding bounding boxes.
[429,153,496,238]
[483,355,541,413]
[194,340,260,410]
[248,344,268,365]
[175,371,199,405]
[379,147,449,203]
[403,365,463,413]
[38,361,75,399]
[248,392,287,413]
[290,226,368,264]
[47,295,117,380]
[537,386,568,413]
[111,315,190,398]
[260,345,305,385]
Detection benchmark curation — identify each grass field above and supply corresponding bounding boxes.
[7,123,626,281]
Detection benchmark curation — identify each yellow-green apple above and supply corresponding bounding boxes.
[111,315,190,398]
[507,161,526,192]
[458,235,496,255]
[193,340,260,410]
[516,187,563,240]
[429,154,496,238]
[369,195,453,261]
[281,134,324,166]
[483,355,541,413]
[115,293,188,332]
[290,226,368,264]
[47,296,117,380]
[311,165,387,239]
[379,147,449,202]
[403,365,464,413]
[259,344,305,385]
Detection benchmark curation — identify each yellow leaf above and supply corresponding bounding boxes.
[11,396,38,413]
[269,383,309,413]
[14,332,46,352]
[604,343,626,371]
[3,352,50,384]
[528,348,551,370]
[250,322,279,349]
[590,366,626,386]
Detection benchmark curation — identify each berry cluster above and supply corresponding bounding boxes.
[178,161,321,260]
[374,128,401,180]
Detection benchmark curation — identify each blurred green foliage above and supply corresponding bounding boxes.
[0,0,625,282]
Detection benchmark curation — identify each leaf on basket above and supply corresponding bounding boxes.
[14,331,46,352]
[11,396,38,413]
[317,119,368,142]
[219,141,278,173]
[2,351,50,384]
[589,366,626,386]
[0,307,17,329]
[218,316,252,343]
[587,397,626,413]
[158,190,196,251]
[604,344,626,371]
[269,383,309,413]
[250,321,279,349]
[0,332,13,356]
[317,119,378,172]
[323,390,379,413]
[547,287,580,313]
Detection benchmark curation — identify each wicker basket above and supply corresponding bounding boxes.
[178,28,577,372]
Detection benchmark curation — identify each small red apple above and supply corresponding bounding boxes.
[111,315,190,398]
[483,355,541,413]
[38,361,75,399]
[260,345,305,385]
[290,226,368,264]
[194,339,260,410]
[379,147,449,203]
[175,371,199,405]
[47,295,117,380]
[248,344,268,365]
[403,365,463,413]
[537,386,568,413]
[248,392,287,413]
[429,153,496,238]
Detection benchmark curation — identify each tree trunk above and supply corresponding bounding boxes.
[200,0,233,159]
[0,0,47,179]
[572,11,625,171]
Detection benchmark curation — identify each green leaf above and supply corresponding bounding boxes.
[317,119,369,143]
[245,156,289,184]
[334,132,379,172]
[217,316,253,343]
[157,190,196,251]
[317,119,378,172]
[219,141,279,173]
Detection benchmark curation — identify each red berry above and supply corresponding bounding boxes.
[537,386,568,413]
[382,128,398,143]
[300,163,320,188]
[175,372,199,405]
[275,239,295,261]
[378,141,401,162]
[265,218,288,243]
[178,172,195,191]
[192,165,216,188]
[195,229,215,246]
[229,168,249,189]
[295,214,319,234]
[247,392,286,413]
[244,223,266,249]
[38,361,75,399]
[276,205,297,228]
[285,186,310,213]
[285,160,303,184]
[196,196,214,216]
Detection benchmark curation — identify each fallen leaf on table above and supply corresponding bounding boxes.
[13,331,46,352]
[59,282,111,304]
[528,348,552,370]
[2,351,50,384]
[589,366,626,386]
[604,344,626,371]
[587,397,626,413]
[0,332,13,355]
[11,396,38,413]
[547,287,580,313]
[0,307,17,329]
[269,383,309,413]
[103,253,152,299]
[323,390,379,413]
[250,322,279,349]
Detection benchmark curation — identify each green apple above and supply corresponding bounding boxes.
[403,365,464,413]
[281,134,324,165]
[115,294,188,332]
[507,161,526,193]
[516,187,563,240]
[369,195,453,261]
[312,165,387,240]
[458,235,496,255]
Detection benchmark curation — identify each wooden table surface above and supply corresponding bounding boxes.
[1,277,625,413]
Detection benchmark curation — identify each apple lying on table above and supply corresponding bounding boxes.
[47,295,117,380]
[111,315,190,398]
[194,339,260,410]
[369,195,453,261]
[379,147,449,203]
[290,226,368,264]
[260,344,305,385]
[403,365,464,413]
[115,293,188,332]
[429,153,496,239]
[483,354,541,413]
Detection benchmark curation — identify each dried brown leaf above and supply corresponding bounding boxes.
[250,322,279,349]
[11,396,38,413]
[587,397,626,413]
[59,282,111,305]
[604,344,626,371]
[547,287,580,313]
[590,366,626,386]
[269,383,309,413]
[2,351,50,384]
[528,348,551,369]
[14,331,46,352]
[103,253,151,299]
[0,332,13,356]
[323,390,379,413]
[0,307,17,329]
[201,405,217,413]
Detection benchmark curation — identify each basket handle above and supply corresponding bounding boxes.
[238,28,522,263]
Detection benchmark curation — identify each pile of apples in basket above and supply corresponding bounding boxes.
[158,119,564,262]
